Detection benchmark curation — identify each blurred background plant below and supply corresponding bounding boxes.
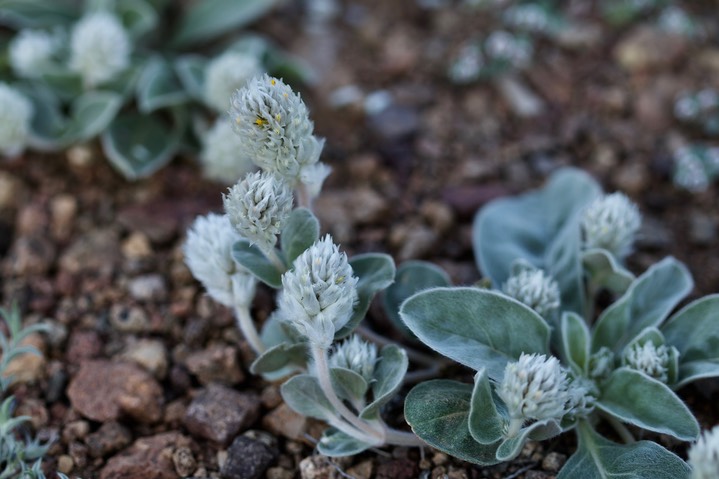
[0,0,312,180]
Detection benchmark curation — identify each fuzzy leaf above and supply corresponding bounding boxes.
[330,368,368,403]
[399,287,550,380]
[63,91,122,143]
[335,254,395,338]
[174,55,207,101]
[249,342,306,375]
[557,422,691,479]
[39,69,83,101]
[562,311,591,374]
[583,248,635,296]
[592,257,693,354]
[405,380,501,465]
[497,419,562,462]
[382,260,451,339]
[0,0,78,28]
[474,168,601,315]
[231,240,282,288]
[597,368,699,441]
[116,0,157,39]
[137,57,189,113]
[468,368,505,445]
[662,294,719,387]
[280,374,335,421]
[281,208,320,265]
[317,428,374,457]
[360,345,408,420]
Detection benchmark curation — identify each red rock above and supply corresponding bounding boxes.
[184,383,260,445]
[100,432,192,479]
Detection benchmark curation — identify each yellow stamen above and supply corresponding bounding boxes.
[271,78,276,86]
[255,117,268,127]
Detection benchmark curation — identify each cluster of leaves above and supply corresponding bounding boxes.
[396,168,718,477]
[0,305,64,479]
[0,0,308,179]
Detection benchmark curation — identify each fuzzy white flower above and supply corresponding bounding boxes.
[498,353,572,437]
[9,29,58,78]
[581,192,641,260]
[223,171,293,255]
[200,119,257,184]
[689,426,719,479]
[623,342,675,383]
[69,12,130,88]
[588,346,615,381]
[204,51,262,113]
[277,235,359,348]
[0,83,33,158]
[229,74,325,185]
[502,268,560,317]
[330,335,378,384]
[184,213,256,307]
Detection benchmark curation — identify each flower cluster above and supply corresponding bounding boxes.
[200,120,257,184]
[69,12,131,88]
[689,426,719,479]
[9,29,58,79]
[581,192,641,260]
[623,341,675,383]
[330,335,378,384]
[204,51,261,113]
[502,267,560,317]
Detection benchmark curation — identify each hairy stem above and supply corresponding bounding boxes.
[234,306,266,355]
[295,183,312,211]
[265,248,287,273]
[601,411,635,444]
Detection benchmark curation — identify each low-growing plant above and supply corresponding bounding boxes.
[0,0,310,180]
[184,75,718,475]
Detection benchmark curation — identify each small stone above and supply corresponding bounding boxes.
[524,471,551,479]
[86,422,132,458]
[110,305,151,333]
[57,454,74,475]
[67,360,163,423]
[432,452,448,466]
[260,385,282,409]
[66,330,103,364]
[614,162,648,195]
[100,432,192,479]
[314,188,389,243]
[68,441,88,469]
[121,338,168,379]
[3,333,46,384]
[346,459,373,479]
[614,26,687,72]
[420,200,454,234]
[6,235,56,276]
[375,458,419,479]
[62,420,90,443]
[183,344,244,386]
[172,446,197,477]
[266,467,294,479]
[121,232,153,260]
[390,222,438,261]
[117,203,180,244]
[50,194,77,241]
[59,228,120,275]
[299,455,338,479]
[220,435,277,479]
[184,383,260,445]
[689,212,717,246]
[542,451,566,473]
[127,274,167,301]
[15,398,48,429]
[262,404,308,441]
[0,171,26,210]
[368,105,420,140]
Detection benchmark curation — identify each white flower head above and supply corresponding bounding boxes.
[581,192,641,260]
[184,213,257,307]
[330,335,378,384]
[9,29,58,78]
[223,171,293,255]
[200,119,257,184]
[69,12,130,88]
[204,51,262,113]
[0,83,33,158]
[278,235,359,348]
[229,74,325,184]
[502,267,560,317]
[623,341,675,383]
[498,353,572,432]
[588,346,615,381]
[689,426,719,479]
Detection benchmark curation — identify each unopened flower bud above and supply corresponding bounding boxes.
[581,192,641,260]
[502,268,560,317]
[330,335,377,384]
[623,342,675,384]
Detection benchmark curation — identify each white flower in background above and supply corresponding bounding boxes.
[184,213,256,307]
[223,171,293,255]
[330,335,378,384]
[502,268,560,317]
[498,353,572,437]
[689,426,719,479]
[623,342,675,383]
[278,235,359,348]
[9,29,58,78]
[69,12,130,88]
[581,192,641,260]
[229,74,325,185]
[0,83,33,158]
[204,51,261,113]
[200,119,257,184]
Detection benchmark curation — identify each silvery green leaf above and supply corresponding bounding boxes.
[496,419,562,462]
[172,0,280,47]
[103,64,142,100]
[330,367,368,403]
[249,342,307,375]
[265,45,318,86]
[404,380,501,465]
[0,0,78,28]
[281,208,320,265]
[116,0,157,39]
[360,345,407,420]
[474,167,601,316]
[592,257,693,354]
[63,91,122,143]
[561,311,590,375]
[597,368,699,441]
[259,313,300,348]
[137,57,189,113]
[468,368,505,445]
[280,374,335,421]
[583,248,635,296]
[174,55,207,101]
[231,240,282,288]
[399,287,550,380]
[662,294,719,387]
[317,428,374,457]
[22,84,66,151]
[101,109,184,179]
[382,260,451,339]
[335,254,396,338]
[623,327,666,352]
[226,33,270,57]
[39,69,83,101]
[557,422,691,479]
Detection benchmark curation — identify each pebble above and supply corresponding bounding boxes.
[0,171,26,211]
[614,26,687,72]
[299,456,339,479]
[262,403,309,441]
[117,203,180,244]
[127,274,167,301]
[15,398,48,429]
[66,330,103,364]
[59,228,120,275]
[86,422,132,458]
[67,360,163,423]
[6,235,56,276]
[389,222,438,261]
[184,383,260,445]
[266,467,295,479]
[375,458,419,479]
[57,454,74,475]
[61,420,90,443]
[689,212,717,245]
[314,188,389,243]
[542,451,566,472]
[100,432,193,479]
[121,232,153,260]
[220,435,278,479]
[50,194,77,241]
[110,305,151,333]
[419,200,454,234]
[183,344,244,385]
[347,459,373,479]
[368,104,420,140]
[172,446,197,477]
[3,333,46,384]
[16,202,48,236]
[121,338,168,379]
